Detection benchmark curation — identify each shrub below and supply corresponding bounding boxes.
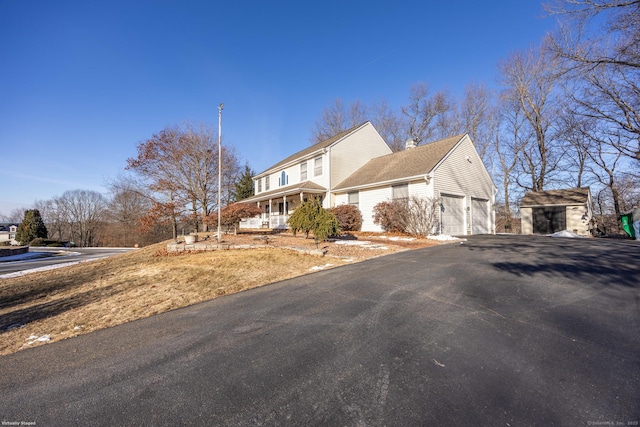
[373,200,410,233]
[206,203,262,233]
[373,197,440,236]
[288,198,341,240]
[329,204,363,231]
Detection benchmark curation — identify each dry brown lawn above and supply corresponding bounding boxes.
[0,232,442,355]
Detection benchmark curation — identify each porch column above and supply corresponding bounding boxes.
[300,192,304,202]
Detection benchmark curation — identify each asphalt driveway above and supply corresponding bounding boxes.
[1,235,638,426]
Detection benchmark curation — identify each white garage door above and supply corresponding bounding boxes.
[472,198,490,234]
[441,195,465,236]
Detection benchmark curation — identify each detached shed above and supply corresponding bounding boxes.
[520,187,593,236]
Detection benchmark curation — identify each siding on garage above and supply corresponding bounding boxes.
[358,186,391,232]
[433,135,494,235]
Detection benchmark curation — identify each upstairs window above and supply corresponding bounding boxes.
[257,178,262,193]
[265,175,270,191]
[279,171,288,186]
[392,184,409,200]
[300,162,307,181]
[314,157,322,176]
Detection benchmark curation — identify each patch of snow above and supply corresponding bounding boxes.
[25,334,51,345]
[334,240,372,246]
[367,245,389,250]
[310,263,334,271]
[370,235,415,242]
[427,234,464,241]
[0,257,97,279]
[550,230,585,238]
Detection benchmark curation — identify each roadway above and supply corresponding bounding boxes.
[0,247,135,277]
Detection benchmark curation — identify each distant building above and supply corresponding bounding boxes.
[0,223,19,245]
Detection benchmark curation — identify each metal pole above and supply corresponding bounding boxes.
[217,103,224,241]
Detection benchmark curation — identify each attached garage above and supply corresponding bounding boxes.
[441,195,465,236]
[472,198,491,234]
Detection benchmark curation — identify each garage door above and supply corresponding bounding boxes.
[472,198,490,234]
[441,195,465,235]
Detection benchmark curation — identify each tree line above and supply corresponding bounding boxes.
[309,0,639,233]
[3,1,637,244]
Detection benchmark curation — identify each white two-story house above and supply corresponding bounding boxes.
[240,122,496,235]
[240,122,392,229]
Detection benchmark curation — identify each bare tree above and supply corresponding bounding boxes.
[493,94,527,232]
[499,41,564,191]
[401,82,458,145]
[107,185,151,246]
[54,190,108,247]
[459,81,496,162]
[127,122,241,234]
[310,99,368,144]
[370,99,407,152]
[547,0,640,162]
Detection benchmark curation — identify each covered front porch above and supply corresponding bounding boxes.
[239,182,327,230]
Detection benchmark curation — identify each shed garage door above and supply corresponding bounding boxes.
[472,198,490,234]
[441,195,465,235]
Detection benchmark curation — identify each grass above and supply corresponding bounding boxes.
[0,240,353,355]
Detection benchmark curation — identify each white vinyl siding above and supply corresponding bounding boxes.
[434,135,494,235]
[358,186,391,232]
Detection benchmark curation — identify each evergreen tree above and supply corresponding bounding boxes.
[232,164,255,202]
[16,209,48,245]
[287,198,340,240]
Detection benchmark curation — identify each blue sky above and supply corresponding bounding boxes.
[0,0,556,216]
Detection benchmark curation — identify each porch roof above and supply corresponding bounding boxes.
[242,181,327,203]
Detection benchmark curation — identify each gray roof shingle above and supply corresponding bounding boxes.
[521,187,590,207]
[334,134,465,190]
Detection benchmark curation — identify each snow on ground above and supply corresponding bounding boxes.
[310,263,334,271]
[334,240,389,250]
[367,235,416,242]
[335,240,372,246]
[549,230,585,238]
[25,334,51,345]
[427,234,465,241]
[0,256,97,279]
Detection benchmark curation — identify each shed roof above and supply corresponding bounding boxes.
[334,134,465,190]
[521,187,591,207]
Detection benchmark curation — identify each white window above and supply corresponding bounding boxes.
[300,162,307,181]
[257,178,262,193]
[314,157,322,176]
[348,192,359,207]
[265,175,270,191]
[392,184,409,200]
